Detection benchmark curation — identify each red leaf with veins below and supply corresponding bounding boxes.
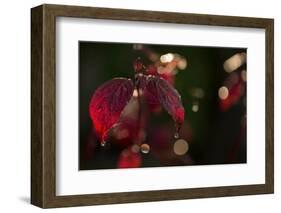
[89,78,134,144]
[143,77,160,106]
[144,76,185,127]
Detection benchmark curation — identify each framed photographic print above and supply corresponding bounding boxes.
[31,4,274,208]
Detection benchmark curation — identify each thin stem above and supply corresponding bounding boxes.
[135,84,142,145]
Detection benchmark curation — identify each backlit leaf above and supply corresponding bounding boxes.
[89,78,134,144]
[144,76,185,126]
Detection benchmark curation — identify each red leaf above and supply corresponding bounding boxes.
[143,77,160,106]
[144,76,185,126]
[89,78,134,144]
[135,73,147,90]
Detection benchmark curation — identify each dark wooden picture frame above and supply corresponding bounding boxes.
[31,4,274,208]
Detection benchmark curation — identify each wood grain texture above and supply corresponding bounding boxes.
[31,4,274,208]
[31,5,43,207]
[265,20,274,193]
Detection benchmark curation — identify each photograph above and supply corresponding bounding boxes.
[30,4,274,208]
[79,42,247,170]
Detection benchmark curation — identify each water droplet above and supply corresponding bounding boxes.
[174,132,179,139]
[174,123,182,139]
[140,144,150,154]
[101,141,106,147]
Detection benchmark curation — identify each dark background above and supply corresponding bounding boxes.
[79,41,247,170]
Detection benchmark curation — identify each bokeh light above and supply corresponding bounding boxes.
[218,86,229,100]
[173,139,189,156]
[223,52,246,73]
[160,53,174,63]
[190,87,205,99]
[177,58,188,70]
[192,102,199,112]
